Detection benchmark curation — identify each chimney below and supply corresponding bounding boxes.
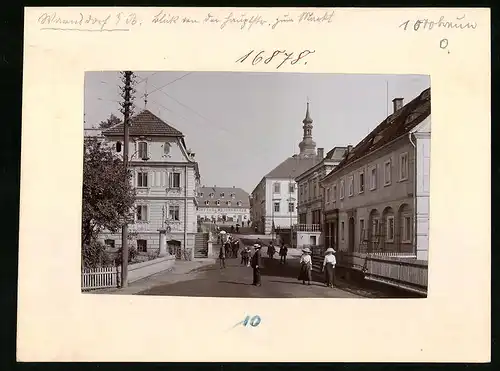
[392,98,404,113]
[347,145,353,153]
[233,185,235,188]
[317,147,324,159]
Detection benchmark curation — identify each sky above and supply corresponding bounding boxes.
[84,72,430,194]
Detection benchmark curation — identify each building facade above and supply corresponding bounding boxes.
[250,103,322,235]
[196,186,251,225]
[99,110,201,259]
[294,146,347,248]
[320,89,431,261]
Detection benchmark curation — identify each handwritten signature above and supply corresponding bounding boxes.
[37,11,141,31]
[236,49,315,69]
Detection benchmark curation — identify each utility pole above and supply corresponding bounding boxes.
[120,71,134,288]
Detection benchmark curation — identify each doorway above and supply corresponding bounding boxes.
[348,217,355,252]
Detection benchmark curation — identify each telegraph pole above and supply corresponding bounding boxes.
[120,71,133,288]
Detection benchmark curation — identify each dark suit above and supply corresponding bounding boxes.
[251,249,262,285]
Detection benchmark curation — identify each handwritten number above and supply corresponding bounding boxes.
[291,50,315,65]
[235,50,254,64]
[264,50,282,64]
[276,52,294,69]
[116,12,123,26]
[399,20,409,30]
[252,51,265,65]
[241,315,261,327]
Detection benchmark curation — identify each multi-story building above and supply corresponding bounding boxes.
[294,146,347,248]
[99,109,201,259]
[320,88,431,261]
[250,103,323,235]
[196,186,251,225]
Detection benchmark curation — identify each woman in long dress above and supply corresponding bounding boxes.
[298,247,312,285]
[322,248,336,288]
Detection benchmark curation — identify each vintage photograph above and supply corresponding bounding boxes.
[82,71,431,298]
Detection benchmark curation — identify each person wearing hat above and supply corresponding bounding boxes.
[298,247,313,285]
[322,248,337,288]
[250,244,263,286]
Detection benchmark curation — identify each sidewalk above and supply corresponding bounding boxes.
[89,258,215,295]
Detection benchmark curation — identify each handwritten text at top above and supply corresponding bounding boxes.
[399,14,477,32]
[36,10,335,32]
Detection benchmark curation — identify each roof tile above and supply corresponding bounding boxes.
[102,110,184,137]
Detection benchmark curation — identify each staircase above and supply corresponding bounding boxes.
[194,232,209,258]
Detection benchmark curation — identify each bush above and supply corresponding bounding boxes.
[82,241,113,268]
[115,246,138,264]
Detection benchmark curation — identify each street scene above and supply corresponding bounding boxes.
[83,71,430,298]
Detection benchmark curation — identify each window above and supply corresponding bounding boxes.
[137,239,147,252]
[220,192,225,198]
[386,216,395,242]
[348,175,354,197]
[226,201,231,206]
[400,152,409,181]
[169,172,181,188]
[138,142,148,159]
[136,205,148,221]
[332,185,337,201]
[216,200,220,206]
[137,172,148,187]
[274,182,280,193]
[104,239,115,249]
[274,202,280,212]
[402,215,412,242]
[314,184,318,198]
[372,219,380,240]
[370,167,377,190]
[237,201,242,206]
[359,219,365,240]
[209,192,214,198]
[326,188,330,203]
[289,183,294,193]
[288,202,295,212]
[340,179,345,199]
[299,185,303,198]
[384,160,392,185]
[169,205,180,221]
[341,221,345,241]
[198,192,204,197]
[231,193,235,198]
[204,200,209,206]
[163,142,171,155]
[359,172,365,193]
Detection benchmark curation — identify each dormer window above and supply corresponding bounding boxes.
[231,193,235,198]
[237,201,242,206]
[216,200,220,206]
[198,192,204,197]
[220,192,225,198]
[226,201,231,206]
[204,200,209,206]
[209,193,214,198]
[138,141,149,160]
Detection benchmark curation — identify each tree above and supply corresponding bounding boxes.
[99,113,122,129]
[82,137,136,252]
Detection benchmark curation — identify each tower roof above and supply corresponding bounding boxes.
[302,102,313,124]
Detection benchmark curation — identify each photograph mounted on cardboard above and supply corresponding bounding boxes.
[82,71,431,299]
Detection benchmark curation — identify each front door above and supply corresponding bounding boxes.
[348,217,355,252]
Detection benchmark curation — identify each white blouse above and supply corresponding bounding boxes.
[300,254,312,265]
[323,254,336,266]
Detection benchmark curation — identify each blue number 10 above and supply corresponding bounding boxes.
[242,315,261,327]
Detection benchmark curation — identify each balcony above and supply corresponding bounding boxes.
[294,224,322,232]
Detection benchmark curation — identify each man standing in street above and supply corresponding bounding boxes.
[251,243,262,286]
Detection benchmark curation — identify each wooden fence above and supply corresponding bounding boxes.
[81,266,119,291]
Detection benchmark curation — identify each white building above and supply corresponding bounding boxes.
[250,103,323,235]
[99,109,201,260]
[294,146,347,248]
[320,88,431,261]
[196,186,251,225]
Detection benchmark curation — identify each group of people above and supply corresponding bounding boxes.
[298,246,337,287]
[218,233,240,268]
[266,241,288,264]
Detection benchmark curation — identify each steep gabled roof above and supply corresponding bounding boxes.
[264,156,320,179]
[325,87,431,179]
[102,109,184,137]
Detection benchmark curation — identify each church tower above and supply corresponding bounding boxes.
[298,101,317,157]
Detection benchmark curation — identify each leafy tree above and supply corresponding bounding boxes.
[82,137,136,259]
[99,113,122,129]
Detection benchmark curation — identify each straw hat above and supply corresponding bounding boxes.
[302,247,311,253]
[219,230,226,234]
[325,247,336,254]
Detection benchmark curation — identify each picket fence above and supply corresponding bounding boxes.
[81,266,119,291]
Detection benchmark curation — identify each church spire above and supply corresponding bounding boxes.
[298,100,317,157]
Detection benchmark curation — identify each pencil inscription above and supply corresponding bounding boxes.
[235,49,316,69]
